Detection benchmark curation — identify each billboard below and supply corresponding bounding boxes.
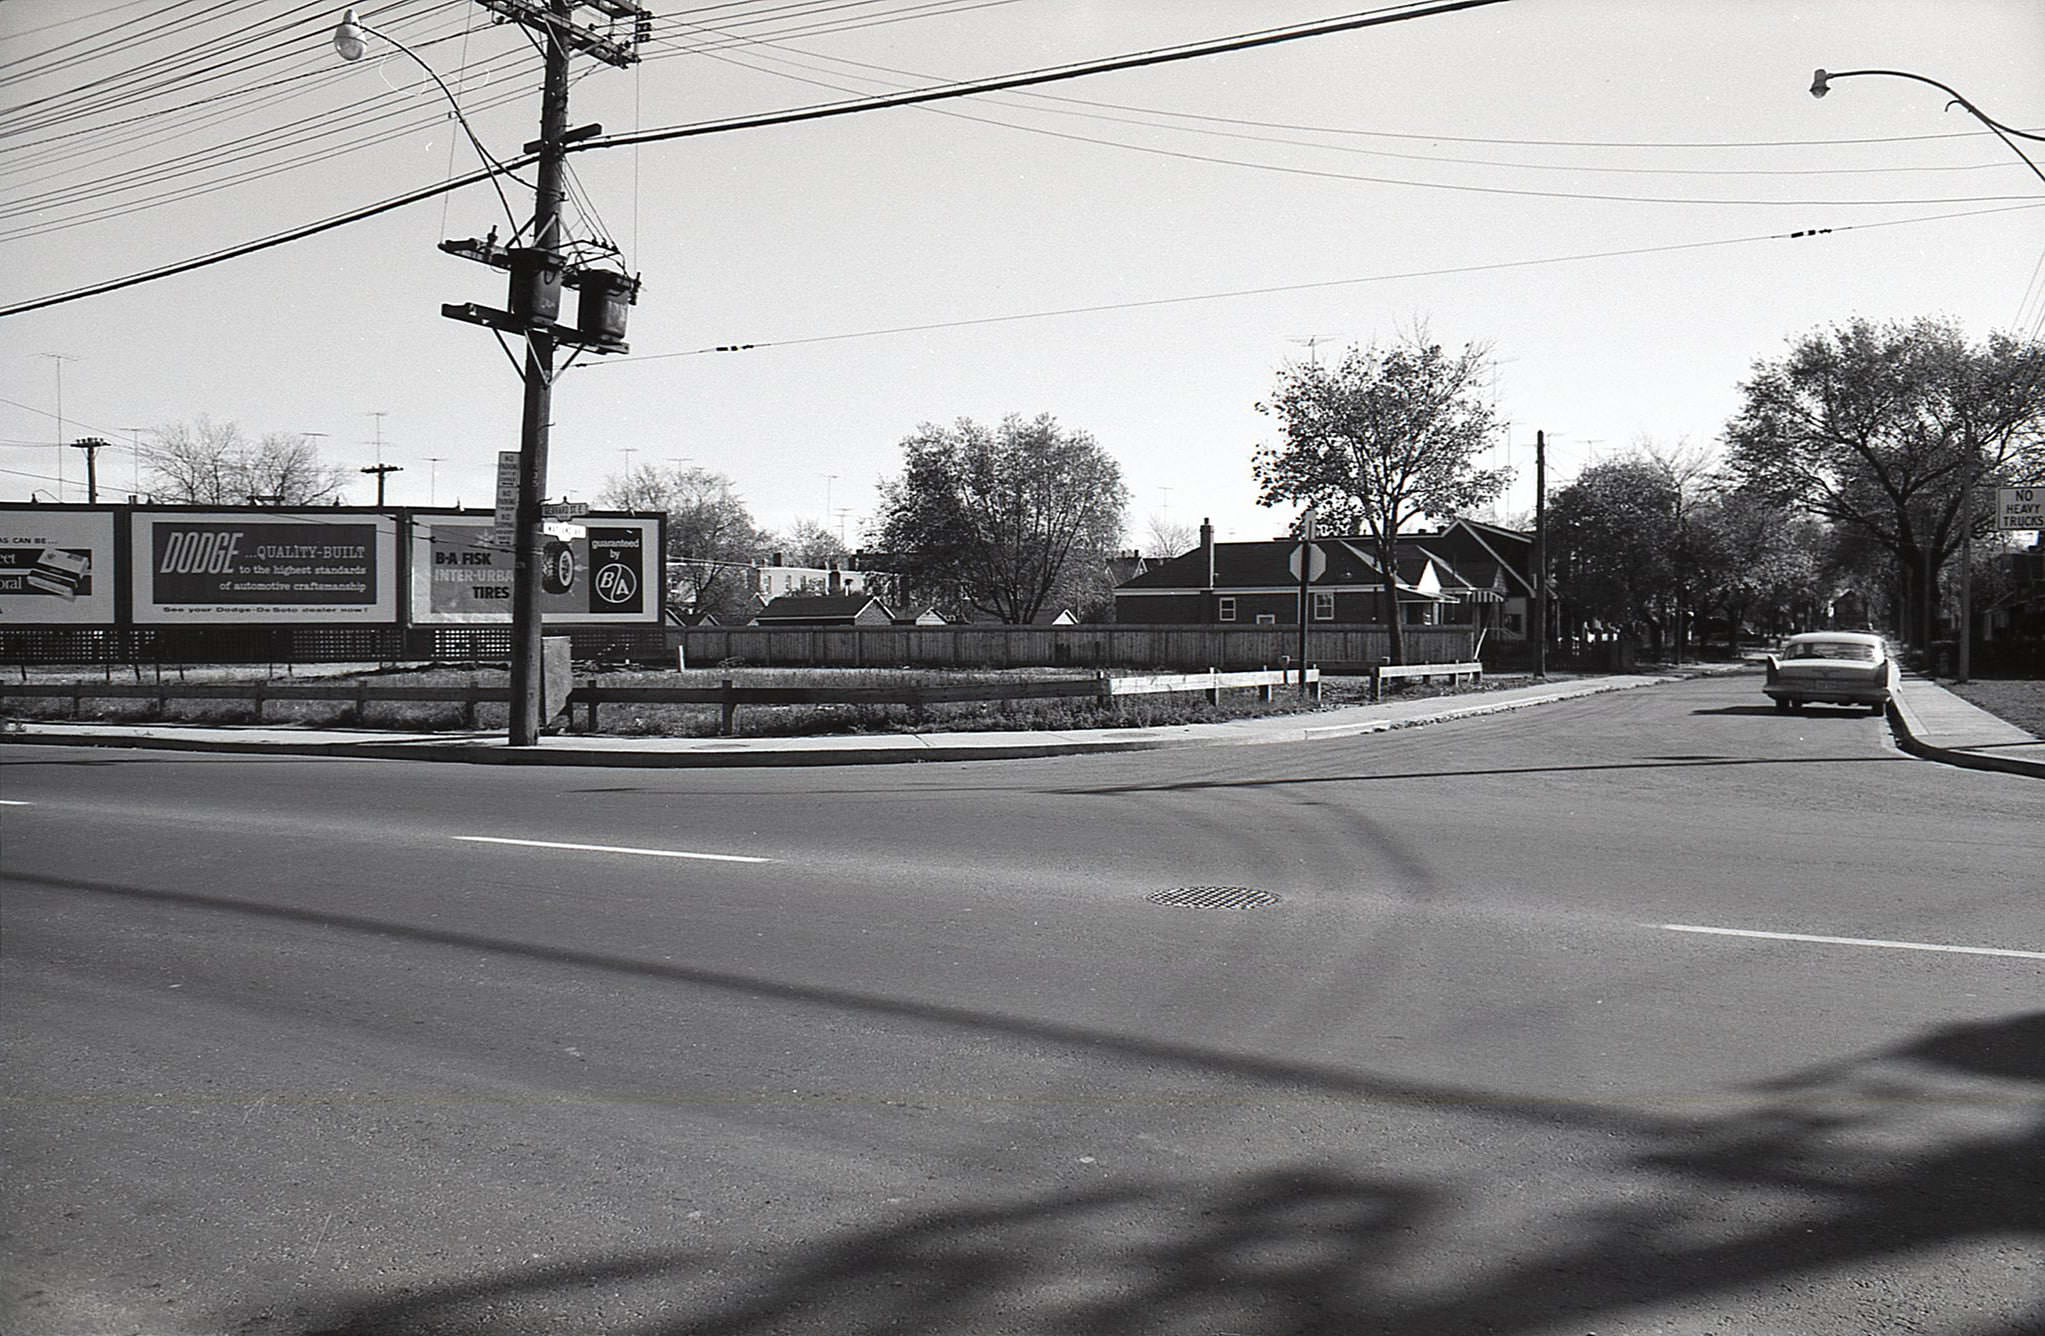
[130,511,399,624]
[0,508,117,626]
[409,513,660,625]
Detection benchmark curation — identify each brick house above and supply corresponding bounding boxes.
[1113,518,1519,632]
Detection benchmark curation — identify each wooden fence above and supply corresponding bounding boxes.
[678,623,1479,671]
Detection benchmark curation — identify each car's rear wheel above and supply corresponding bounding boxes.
[1774,697,1791,713]
[1869,702,1885,716]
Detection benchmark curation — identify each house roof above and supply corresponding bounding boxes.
[752,593,892,623]
[1118,534,1474,600]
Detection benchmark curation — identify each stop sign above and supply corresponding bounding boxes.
[1289,542,1326,581]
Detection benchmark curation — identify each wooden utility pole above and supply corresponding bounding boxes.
[69,437,110,503]
[360,461,403,505]
[1535,430,1548,679]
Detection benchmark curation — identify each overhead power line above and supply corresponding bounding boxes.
[1,0,1519,318]
[584,202,2045,364]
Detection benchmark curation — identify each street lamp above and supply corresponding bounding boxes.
[1809,68,2045,186]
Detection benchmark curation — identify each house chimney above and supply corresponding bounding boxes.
[1200,518,1215,588]
[828,562,842,595]
[772,551,783,567]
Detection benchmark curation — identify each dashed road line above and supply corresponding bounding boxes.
[455,835,773,864]
[1659,922,2043,961]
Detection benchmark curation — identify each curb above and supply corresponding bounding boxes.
[2,676,1676,769]
[1886,691,2045,780]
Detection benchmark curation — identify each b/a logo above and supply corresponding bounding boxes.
[595,563,638,603]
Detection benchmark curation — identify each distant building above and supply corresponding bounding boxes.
[750,593,897,627]
[1113,517,1528,636]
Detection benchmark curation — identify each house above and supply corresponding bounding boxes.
[750,593,897,627]
[895,606,948,626]
[747,554,872,603]
[1412,518,1539,640]
[1112,518,1504,629]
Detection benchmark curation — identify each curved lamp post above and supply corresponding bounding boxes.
[332,8,517,226]
[1809,68,2045,186]
[1810,67,2044,680]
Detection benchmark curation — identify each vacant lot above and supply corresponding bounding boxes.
[3,663,1536,738]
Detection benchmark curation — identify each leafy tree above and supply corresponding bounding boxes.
[1689,491,1825,652]
[1253,333,1508,663]
[600,462,766,621]
[775,517,850,570]
[1549,456,1680,650]
[1723,317,2045,646]
[872,413,1128,624]
[144,418,346,505]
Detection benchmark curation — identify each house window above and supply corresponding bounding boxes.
[1312,591,1334,621]
[1217,597,1237,622]
[1255,613,1277,625]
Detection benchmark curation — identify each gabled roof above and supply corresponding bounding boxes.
[1431,518,1536,597]
[1120,534,1475,598]
[752,593,892,624]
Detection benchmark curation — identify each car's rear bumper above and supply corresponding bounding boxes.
[1764,682,1892,706]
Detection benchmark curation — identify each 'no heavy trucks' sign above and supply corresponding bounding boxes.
[1995,487,2042,531]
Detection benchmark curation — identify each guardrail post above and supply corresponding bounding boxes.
[585,680,599,733]
[1370,663,1383,702]
[1096,669,1116,714]
[720,677,737,736]
[1259,666,1273,703]
[251,679,266,724]
[1310,664,1322,702]
[72,685,83,719]
[356,679,370,724]
[1207,667,1220,705]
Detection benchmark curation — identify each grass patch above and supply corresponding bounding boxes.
[1943,677,2045,737]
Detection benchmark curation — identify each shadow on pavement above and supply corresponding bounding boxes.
[281,1015,2041,1336]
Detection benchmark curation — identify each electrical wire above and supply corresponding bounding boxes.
[582,202,2045,365]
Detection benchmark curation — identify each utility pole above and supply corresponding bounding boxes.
[361,461,403,505]
[70,437,110,503]
[1534,429,1548,680]
[434,0,646,746]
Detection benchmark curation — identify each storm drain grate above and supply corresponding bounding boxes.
[1147,885,1281,910]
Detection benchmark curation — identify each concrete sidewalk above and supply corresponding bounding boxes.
[1887,673,2045,779]
[5,667,2037,775]
[4,673,1681,767]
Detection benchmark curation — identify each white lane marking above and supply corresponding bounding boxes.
[1660,922,2044,961]
[456,835,772,864]
[0,800,31,806]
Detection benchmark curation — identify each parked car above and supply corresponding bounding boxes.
[1763,631,1896,715]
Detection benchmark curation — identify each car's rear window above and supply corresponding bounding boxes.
[1787,640,1877,661]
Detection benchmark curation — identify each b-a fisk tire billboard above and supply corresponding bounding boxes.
[0,508,116,625]
[409,513,660,625]
[129,511,399,624]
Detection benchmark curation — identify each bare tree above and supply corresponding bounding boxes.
[144,418,346,504]
[1143,513,1197,560]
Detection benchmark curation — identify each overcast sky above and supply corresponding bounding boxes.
[4,0,2042,549]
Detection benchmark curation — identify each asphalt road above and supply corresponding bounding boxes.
[3,673,2040,1336]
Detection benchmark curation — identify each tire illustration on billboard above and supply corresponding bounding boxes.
[541,539,576,595]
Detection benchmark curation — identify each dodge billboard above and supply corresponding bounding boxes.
[130,511,399,624]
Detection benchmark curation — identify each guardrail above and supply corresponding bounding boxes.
[1366,660,1483,702]
[2,667,1320,736]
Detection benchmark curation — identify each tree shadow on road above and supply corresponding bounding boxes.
[282,1012,2042,1336]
